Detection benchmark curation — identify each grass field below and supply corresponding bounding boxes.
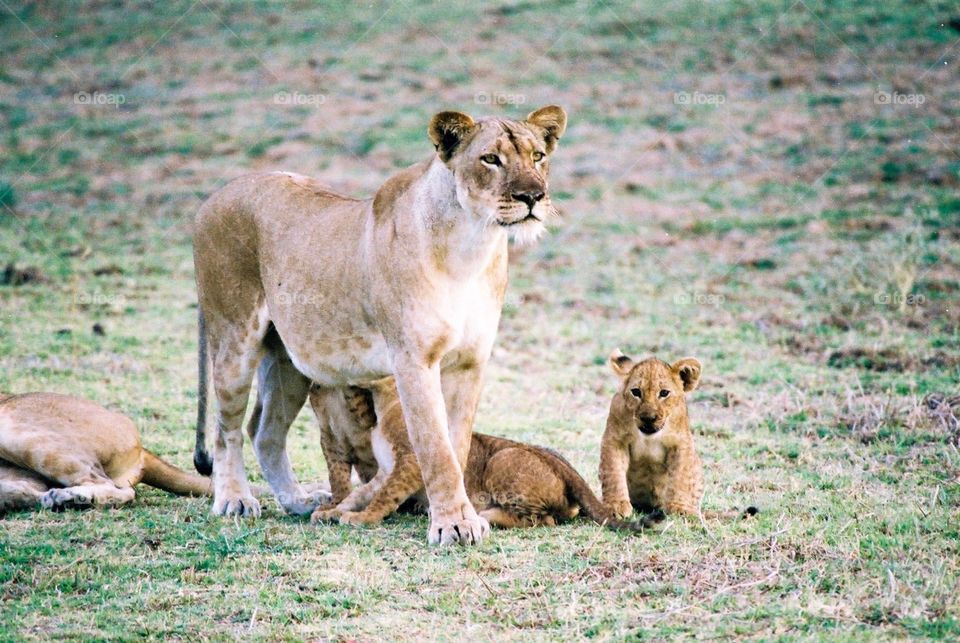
[1,0,959,638]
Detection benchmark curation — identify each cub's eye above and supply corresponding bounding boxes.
[629,388,642,398]
[480,154,501,166]
[532,151,545,162]
[659,389,670,399]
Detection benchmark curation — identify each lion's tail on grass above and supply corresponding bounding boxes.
[193,308,214,476]
[141,450,213,496]
[532,446,657,533]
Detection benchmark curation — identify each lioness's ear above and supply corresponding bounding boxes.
[672,358,702,392]
[428,111,476,161]
[609,348,634,378]
[526,105,567,152]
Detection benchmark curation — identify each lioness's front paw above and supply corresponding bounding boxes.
[212,491,261,518]
[608,500,633,519]
[310,506,342,523]
[428,505,490,546]
[41,488,93,512]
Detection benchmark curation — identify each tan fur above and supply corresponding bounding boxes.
[308,380,639,531]
[308,385,379,506]
[192,106,567,545]
[0,393,211,513]
[600,352,705,518]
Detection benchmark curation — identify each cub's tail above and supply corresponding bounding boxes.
[193,308,214,476]
[141,450,213,496]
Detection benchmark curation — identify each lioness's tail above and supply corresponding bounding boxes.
[193,308,214,476]
[531,445,655,533]
[141,450,213,496]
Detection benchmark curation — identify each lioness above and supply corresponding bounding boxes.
[600,351,757,520]
[192,106,567,545]
[308,381,646,531]
[0,392,211,513]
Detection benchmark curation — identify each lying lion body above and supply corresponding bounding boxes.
[0,392,210,513]
[308,381,639,531]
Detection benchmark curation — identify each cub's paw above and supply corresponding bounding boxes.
[211,490,261,518]
[41,488,93,512]
[428,505,490,546]
[310,506,342,524]
[338,511,382,527]
[608,500,634,519]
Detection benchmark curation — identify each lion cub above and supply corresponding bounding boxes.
[309,380,639,530]
[600,351,706,518]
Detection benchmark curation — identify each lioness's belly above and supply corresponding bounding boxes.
[285,331,392,386]
[264,284,391,385]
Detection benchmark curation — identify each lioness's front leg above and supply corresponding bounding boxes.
[393,356,488,545]
[441,363,486,470]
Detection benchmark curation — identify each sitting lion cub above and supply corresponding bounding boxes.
[309,381,643,531]
[0,392,213,513]
[601,351,705,518]
[600,351,757,520]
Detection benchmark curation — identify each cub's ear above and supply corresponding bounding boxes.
[609,348,634,378]
[672,358,702,392]
[428,111,476,161]
[526,105,567,152]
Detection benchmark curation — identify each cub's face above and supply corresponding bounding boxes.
[608,352,702,436]
[428,105,567,244]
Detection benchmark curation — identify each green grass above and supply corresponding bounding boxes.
[1,0,959,639]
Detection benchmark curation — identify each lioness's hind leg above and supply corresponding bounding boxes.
[250,342,326,515]
[207,320,267,518]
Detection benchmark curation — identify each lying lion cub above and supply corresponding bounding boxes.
[601,351,757,520]
[309,381,644,531]
[0,392,212,513]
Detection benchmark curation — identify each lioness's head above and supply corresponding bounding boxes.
[428,105,567,244]
[608,350,702,436]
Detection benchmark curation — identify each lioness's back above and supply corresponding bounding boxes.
[197,172,368,231]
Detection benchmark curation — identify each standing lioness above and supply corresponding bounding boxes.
[192,105,566,545]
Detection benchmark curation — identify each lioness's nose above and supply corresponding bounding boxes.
[511,190,544,207]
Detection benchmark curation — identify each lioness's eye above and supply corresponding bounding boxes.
[630,388,642,398]
[532,151,545,162]
[659,389,670,399]
[480,154,501,166]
